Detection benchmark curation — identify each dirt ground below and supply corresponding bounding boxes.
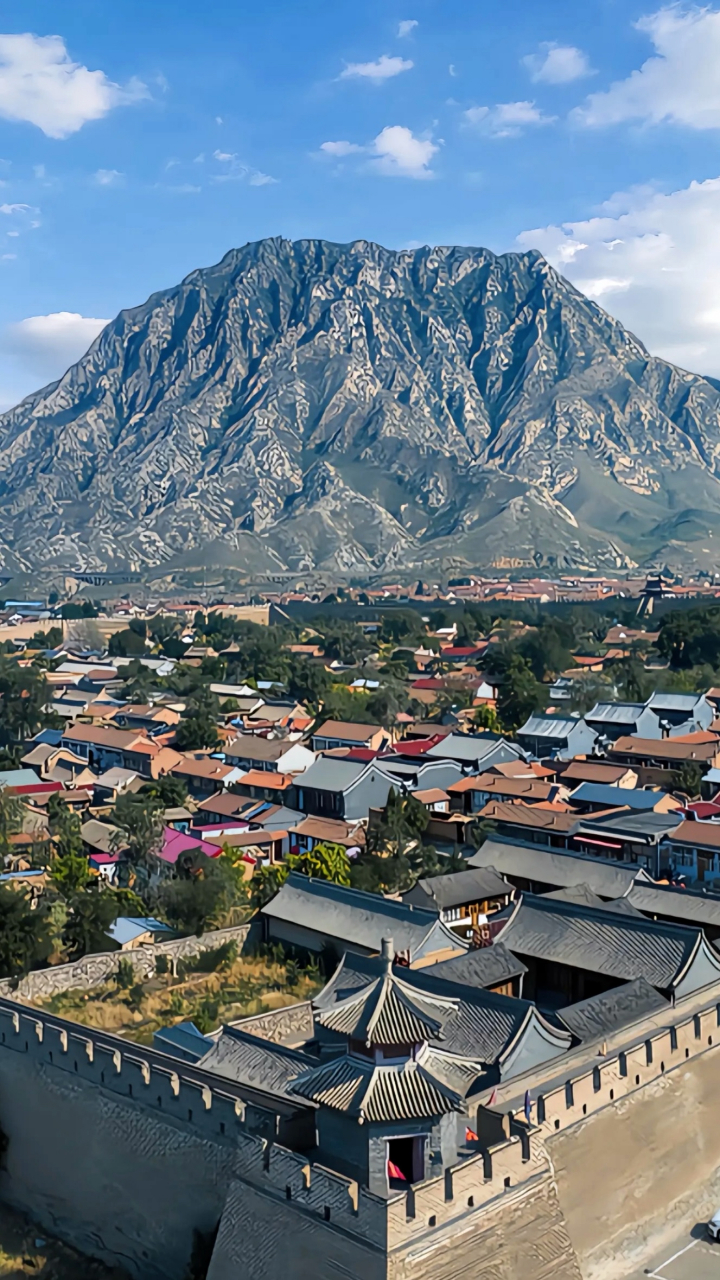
[28,953,322,1045]
[0,1202,126,1279]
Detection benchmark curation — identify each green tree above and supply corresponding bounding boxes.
[496,655,547,732]
[157,850,250,935]
[175,686,220,751]
[0,786,25,860]
[472,703,502,733]
[676,761,704,799]
[140,775,188,809]
[110,792,165,888]
[291,842,351,885]
[0,658,49,745]
[62,885,120,960]
[108,628,147,658]
[0,886,48,977]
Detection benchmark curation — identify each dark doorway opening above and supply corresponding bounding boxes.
[387,1136,425,1187]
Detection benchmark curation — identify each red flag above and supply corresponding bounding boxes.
[486,1087,498,1107]
[387,1160,406,1181]
[465,1127,478,1142]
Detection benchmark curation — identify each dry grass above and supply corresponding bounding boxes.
[28,953,322,1045]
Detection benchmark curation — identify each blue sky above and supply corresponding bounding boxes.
[3,0,720,407]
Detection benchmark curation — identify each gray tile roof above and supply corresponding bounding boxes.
[586,702,645,724]
[423,943,527,990]
[293,757,367,792]
[261,872,466,960]
[289,1052,463,1121]
[577,809,683,840]
[518,715,581,739]
[425,733,519,764]
[401,866,512,913]
[556,978,669,1042]
[627,884,720,929]
[198,1027,317,1100]
[496,892,706,990]
[315,949,458,1046]
[315,952,569,1069]
[468,839,651,898]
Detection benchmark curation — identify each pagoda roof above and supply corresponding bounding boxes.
[314,939,458,1047]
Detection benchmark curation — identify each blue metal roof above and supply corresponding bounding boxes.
[106,916,172,946]
[571,783,668,811]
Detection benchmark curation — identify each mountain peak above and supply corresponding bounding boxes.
[1,235,719,579]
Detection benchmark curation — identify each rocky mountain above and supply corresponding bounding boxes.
[3,236,720,579]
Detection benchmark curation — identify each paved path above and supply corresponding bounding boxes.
[637,1229,720,1280]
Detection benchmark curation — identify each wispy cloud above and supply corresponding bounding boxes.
[523,43,593,85]
[397,20,418,38]
[464,100,556,137]
[340,54,413,83]
[212,149,278,185]
[93,168,124,186]
[0,33,148,138]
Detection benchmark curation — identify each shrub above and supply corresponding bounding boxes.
[179,940,238,978]
[155,954,170,975]
[116,958,134,989]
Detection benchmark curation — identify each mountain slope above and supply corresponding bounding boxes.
[3,236,720,576]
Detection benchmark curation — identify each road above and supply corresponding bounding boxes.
[636,1228,720,1280]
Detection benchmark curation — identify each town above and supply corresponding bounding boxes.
[0,588,719,1276]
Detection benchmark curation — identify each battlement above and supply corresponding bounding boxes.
[3,986,720,1262]
[504,992,720,1142]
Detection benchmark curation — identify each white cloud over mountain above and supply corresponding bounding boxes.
[2,312,109,387]
[517,175,720,375]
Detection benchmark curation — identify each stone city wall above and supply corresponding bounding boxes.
[2,987,720,1278]
[0,923,253,1001]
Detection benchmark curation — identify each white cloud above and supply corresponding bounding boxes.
[1,311,109,389]
[320,126,437,178]
[340,54,413,82]
[397,20,418,38]
[211,150,278,185]
[516,175,720,375]
[0,202,31,215]
[523,42,593,84]
[576,6,720,129]
[371,125,437,177]
[0,33,148,139]
[93,168,124,186]
[465,100,556,137]
[449,64,458,77]
[320,139,365,156]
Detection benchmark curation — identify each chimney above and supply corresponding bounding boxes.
[381,937,393,968]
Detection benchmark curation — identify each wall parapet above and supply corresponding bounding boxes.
[502,993,720,1144]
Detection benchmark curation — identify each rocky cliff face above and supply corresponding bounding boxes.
[3,236,720,576]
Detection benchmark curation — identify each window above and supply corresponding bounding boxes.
[565,1081,574,1109]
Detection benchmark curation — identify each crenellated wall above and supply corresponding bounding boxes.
[1,988,720,1278]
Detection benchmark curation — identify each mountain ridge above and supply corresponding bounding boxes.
[3,235,720,578]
